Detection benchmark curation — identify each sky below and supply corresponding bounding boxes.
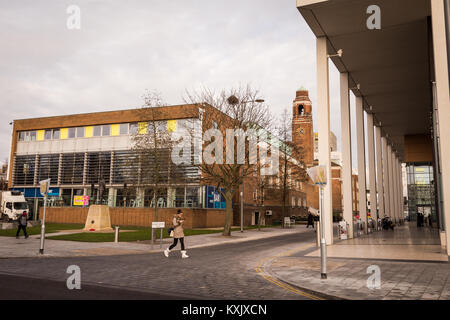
[0,0,359,171]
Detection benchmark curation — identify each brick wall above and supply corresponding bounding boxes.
[40,207,225,228]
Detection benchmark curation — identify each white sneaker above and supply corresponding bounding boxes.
[164,248,170,257]
[181,250,189,258]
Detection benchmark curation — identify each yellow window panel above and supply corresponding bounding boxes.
[36,130,45,141]
[60,128,68,139]
[168,120,177,132]
[85,126,93,138]
[138,122,147,134]
[111,124,120,136]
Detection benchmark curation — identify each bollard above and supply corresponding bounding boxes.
[114,226,120,243]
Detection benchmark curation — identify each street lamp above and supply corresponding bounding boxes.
[227,96,265,233]
[306,165,328,279]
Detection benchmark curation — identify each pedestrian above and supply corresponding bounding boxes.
[164,209,189,258]
[306,212,314,228]
[16,212,29,239]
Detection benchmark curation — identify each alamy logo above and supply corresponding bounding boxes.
[66,265,81,290]
[67,5,81,30]
[366,265,381,289]
[171,127,280,176]
[366,5,381,30]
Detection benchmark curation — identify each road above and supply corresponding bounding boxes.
[0,229,318,300]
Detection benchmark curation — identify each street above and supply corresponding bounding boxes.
[0,230,318,300]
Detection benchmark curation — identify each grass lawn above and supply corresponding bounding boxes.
[46,224,278,243]
[0,223,84,237]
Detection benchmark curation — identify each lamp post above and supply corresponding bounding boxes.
[226,96,265,233]
[318,184,327,279]
[306,165,328,279]
[39,178,50,255]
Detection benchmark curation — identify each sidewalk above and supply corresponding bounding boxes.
[0,225,308,259]
[264,224,450,300]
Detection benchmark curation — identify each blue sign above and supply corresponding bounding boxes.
[205,186,227,209]
[14,188,60,198]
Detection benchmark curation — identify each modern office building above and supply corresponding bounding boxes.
[7,101,315,227]
[7,105,223,222]
[297,0,450,259]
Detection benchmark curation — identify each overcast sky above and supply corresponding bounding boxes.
[0,0,360,170]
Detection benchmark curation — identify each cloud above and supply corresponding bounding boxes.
[0,0,355,169]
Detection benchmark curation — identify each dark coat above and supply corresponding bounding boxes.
[18,215,27,226]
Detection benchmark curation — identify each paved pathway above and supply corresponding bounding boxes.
[264,224,450,300]
[0,226,304,258]
[0,226,322,300]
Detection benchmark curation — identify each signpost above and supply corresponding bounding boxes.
[151,221,165,249]
[39,178,50,255]
[306,165,328,279]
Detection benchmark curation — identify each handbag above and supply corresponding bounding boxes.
[168,227,174,237]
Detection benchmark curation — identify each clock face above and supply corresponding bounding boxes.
[299,128,304,135]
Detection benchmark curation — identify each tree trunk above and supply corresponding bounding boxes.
[153,192,158,221]
[223,190,233,236]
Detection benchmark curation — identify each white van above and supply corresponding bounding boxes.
[0,191,29,221]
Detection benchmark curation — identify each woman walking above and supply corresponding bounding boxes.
[164,209,189,258]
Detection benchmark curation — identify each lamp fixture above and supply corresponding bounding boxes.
[328,49,343,58]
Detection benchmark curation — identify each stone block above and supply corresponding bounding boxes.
[83,205,113,231]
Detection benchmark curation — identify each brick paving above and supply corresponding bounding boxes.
[264,226,450,300]
[0,230,318,300]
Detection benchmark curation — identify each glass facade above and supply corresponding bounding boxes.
[406,164,437,226]
[12,149,203,209]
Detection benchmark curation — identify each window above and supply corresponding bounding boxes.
[52,129,60,140]
[119,123,129,135]
[6,202,12,210]
[68,128,76,139]
[18,132,26,141]
[76,127,85,138]
[14,202,28,210]
[129,123,138,134]
[29,131,36,141]
[186,187,200,208]
[102,125,111,136]
[93,125,102,137]
[44,130,52,140]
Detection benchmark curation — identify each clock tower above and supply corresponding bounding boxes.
[292,87,314,168]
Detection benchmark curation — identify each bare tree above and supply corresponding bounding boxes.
[185,85,274,236]
[130,91,174,221]
[276,108,308,224]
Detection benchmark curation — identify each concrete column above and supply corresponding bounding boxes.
[375,127,385,219]
[392,154,399,223]
[136,188,145,207]
[382,137,391,218]
[431,0,450,258]
[388,146,397,222]
[340,72,354,238]
[386,144,395,220]
[108,188,115,207]
[316,37,333,245]
[398,158,403,221]
[366,114,377,227]
[355,96,367,233]
[397,158,402,221]
[396,157,401,221]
